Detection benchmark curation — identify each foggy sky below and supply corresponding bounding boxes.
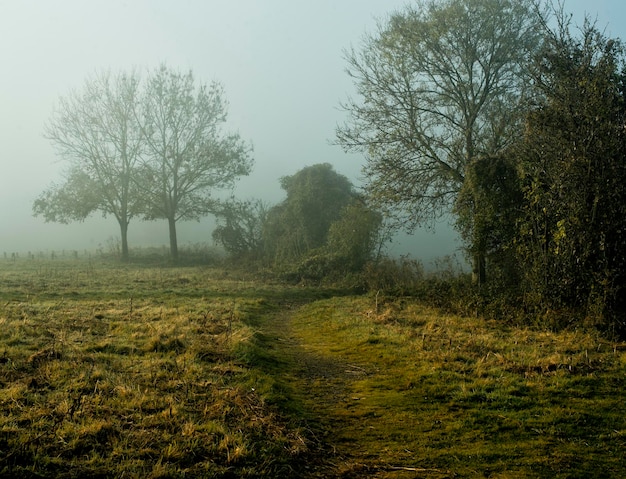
[0,0,623,263]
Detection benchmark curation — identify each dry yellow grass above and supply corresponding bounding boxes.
[0,258,314,478]
[1,257,624,477]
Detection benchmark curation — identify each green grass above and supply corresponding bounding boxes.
[282,296,626,478]
[0,258,624,478]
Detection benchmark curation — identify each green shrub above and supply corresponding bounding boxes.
[361,256,424,296]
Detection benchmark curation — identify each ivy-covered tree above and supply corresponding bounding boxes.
[261,164,383,282]
[325,196,383,273]
[263,163,354,264]
[517,16,626,334]
[454,154,523,290]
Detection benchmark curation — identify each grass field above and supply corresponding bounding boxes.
[0,257,624,478]
[0,257,327,477]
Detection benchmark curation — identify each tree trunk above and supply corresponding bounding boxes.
[472,250,486,287]
[168,216,179,262]
[119,220,130,262]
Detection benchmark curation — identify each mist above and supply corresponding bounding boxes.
[1,0,620,264]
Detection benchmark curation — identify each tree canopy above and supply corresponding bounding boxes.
[516,15,626,334]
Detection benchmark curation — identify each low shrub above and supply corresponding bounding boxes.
[361,256,424,296]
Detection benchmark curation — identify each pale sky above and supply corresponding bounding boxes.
[0,0,623,261]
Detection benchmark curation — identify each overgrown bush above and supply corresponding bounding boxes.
[212,199,268,260]
[295,252,340,283]
[361,256,424,296]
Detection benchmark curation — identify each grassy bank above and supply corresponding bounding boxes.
[284,296,626,478]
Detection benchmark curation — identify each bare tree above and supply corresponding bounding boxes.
[139,65,253,262]
[35,71,144,261]
[336,0,543,283]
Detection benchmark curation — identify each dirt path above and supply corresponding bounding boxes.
[265,308,370,477]
[262,301,449,479]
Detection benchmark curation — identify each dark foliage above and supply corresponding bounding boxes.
[516,17,626,337]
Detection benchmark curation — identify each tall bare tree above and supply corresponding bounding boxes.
[35,71,144,261]
[140,65,253,262]
[336,0,543,283]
